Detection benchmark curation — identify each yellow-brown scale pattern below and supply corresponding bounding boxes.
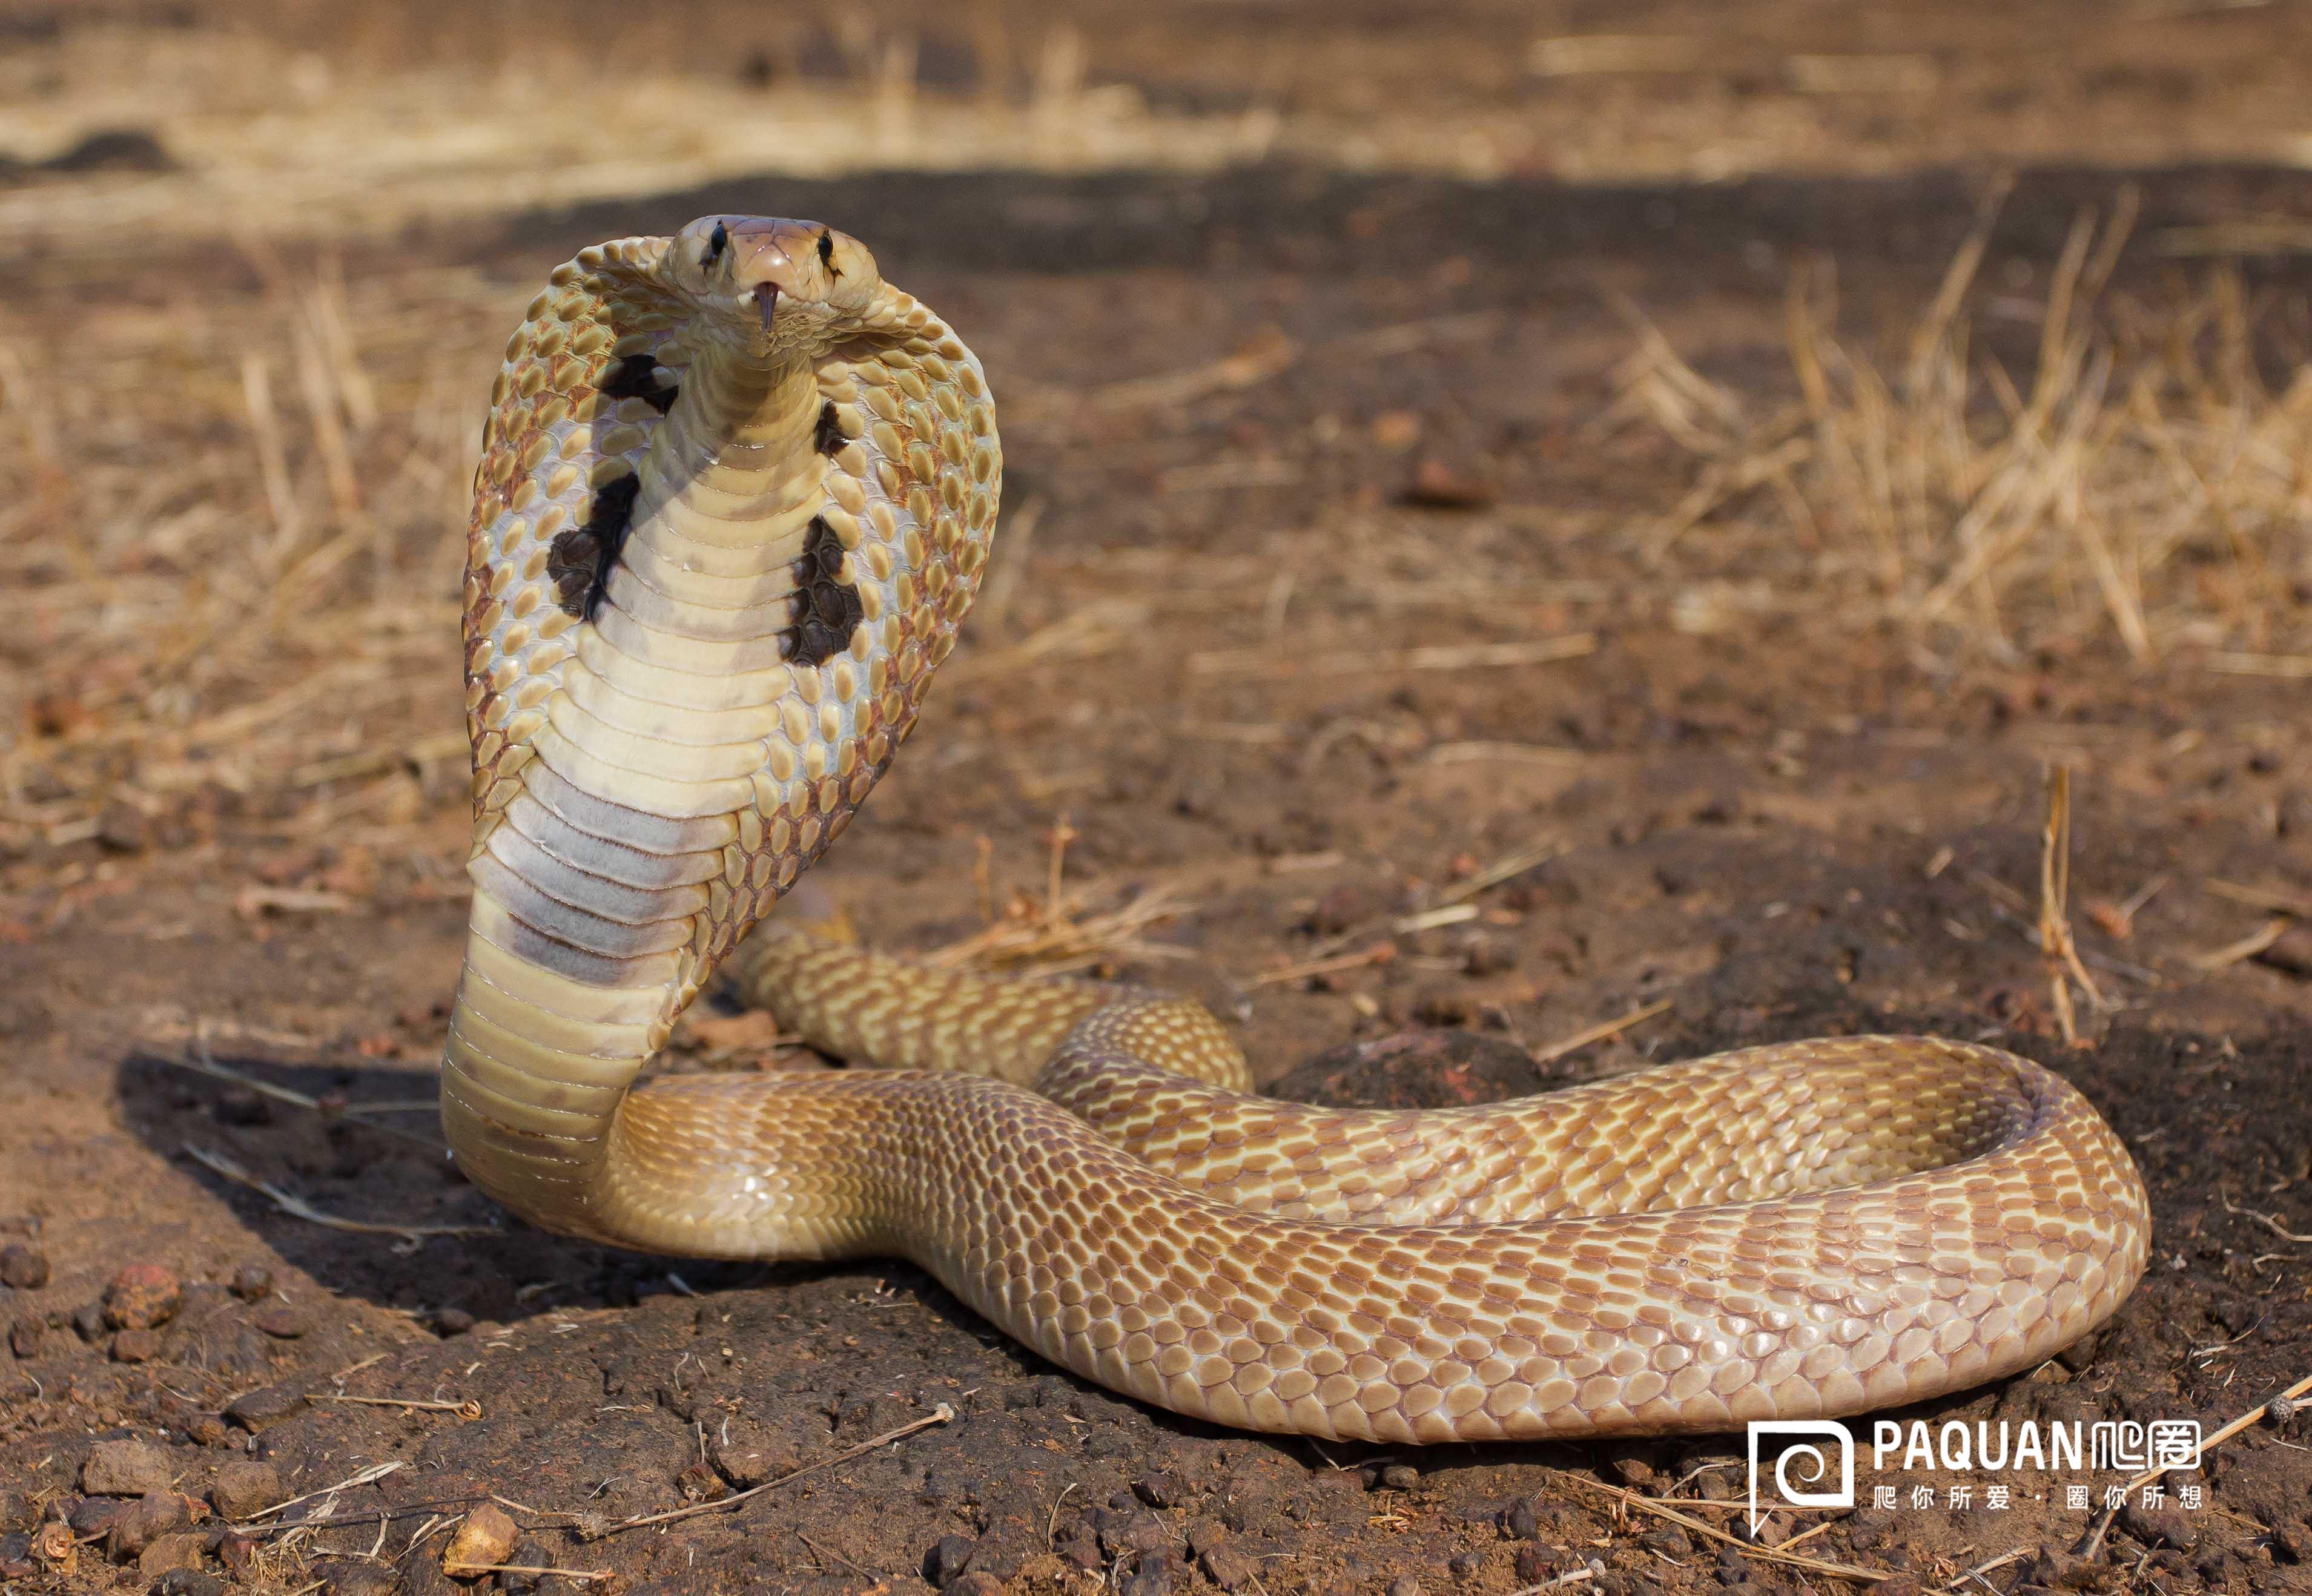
[443,218,2150,1440]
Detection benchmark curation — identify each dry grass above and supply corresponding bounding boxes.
[1608,184,2312,664]
[11,199,2312,863]
[0,248,504,856]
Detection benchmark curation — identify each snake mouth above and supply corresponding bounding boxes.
[751,281,779,334]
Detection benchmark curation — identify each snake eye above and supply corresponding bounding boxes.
[817,228,837,278]
[701,220,729,271]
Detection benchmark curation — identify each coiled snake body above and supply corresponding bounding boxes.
[443,216,2149,1443]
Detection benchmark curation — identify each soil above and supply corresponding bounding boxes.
[5,8,2312,1596]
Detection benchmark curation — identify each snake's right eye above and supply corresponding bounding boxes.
[701,220,729,271]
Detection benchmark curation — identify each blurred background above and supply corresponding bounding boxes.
[3,3,2311,1589]
[6,1,2312,864]
[7,0,2312,859]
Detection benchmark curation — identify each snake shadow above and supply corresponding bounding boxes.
[111,1043,819,1330]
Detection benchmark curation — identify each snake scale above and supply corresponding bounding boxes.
[442,215,2150,1443]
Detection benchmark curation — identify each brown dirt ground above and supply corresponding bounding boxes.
[4,5,2312,1595]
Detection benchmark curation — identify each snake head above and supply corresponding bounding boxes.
[665,215,881,357]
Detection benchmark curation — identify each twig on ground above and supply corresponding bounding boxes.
[308,1394,483,1420]
[1548,1471,1883,1582]
[2076,1370,2312,1558]
[183,1144,495,1243]
[581,1404,955,1538]
[1505,1569,1597,1594]
[2133,1368,2312,1491]
[2203,878,2312,917]
[1186,633,1597,680]
[1529,999,1674,1066]
[1935,1547,2031,1594]
[2221,1194,2312,1243]
[1435,839,1564,906]
[1246,943,1398,989]
[926,879,1200,977]
[233,1462,405,1529]
[2187,918,2291,972]
[150,1030,446,1152]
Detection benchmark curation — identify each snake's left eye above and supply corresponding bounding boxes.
[817,228,837,277]
[701,220,729,270]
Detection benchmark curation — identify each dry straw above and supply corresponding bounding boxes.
[1606,181,2312,665]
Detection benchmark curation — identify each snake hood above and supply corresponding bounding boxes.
[663,214,884,356]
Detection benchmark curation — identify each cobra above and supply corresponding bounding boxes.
[443,214,2150,1444]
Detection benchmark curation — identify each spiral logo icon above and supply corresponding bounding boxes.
[1747,1420,1854,1535]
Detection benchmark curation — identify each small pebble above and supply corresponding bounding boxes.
[433,1307,475,1336]
[1200,1543,1258,1591]
[250,1304,308,1339]
[96,802,149,852]
[1307,883,1380,935]
[948,1575,1005,1596]
[313,1559,398,1595]
[1379,1463,1418,1491]
[106,1491,191,1561]
[1513,1545,1556,1583]
[222,1385,303,1433]
[1448,1550,1484,1578]
[925,1534,976,1587]
[7,1315,39,1358]
[209,1459,281,1521]
[2119,1497,2198,1552]
[441,1503,517,1574]
[71,1499,126,1535]
[674,1461,725,1503]
[216,1531,259,1575]
[134,1530,205,1579]
[185,1414,228,1448]
[1502,1498,1539,1538]
[1387,1578,1424,1596]
[1093,1508,1171,1560]
[103,1262,182,1331]
[110,1327,161,1362]
[499,1535,557,1594]
[1120,1548,1184,1596]
[0,1245,49,1291]
[153,1569,224,1596]
[709,1417,797,1489]
[1606,1449,1660,1489]
[81,1437,175,1497]
[1133,1471,1186,1509]
[227,1265,274,1302]
[1400,455,1498,510]
[1054,1526,1103,1573]
[1459,935,1516,977]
